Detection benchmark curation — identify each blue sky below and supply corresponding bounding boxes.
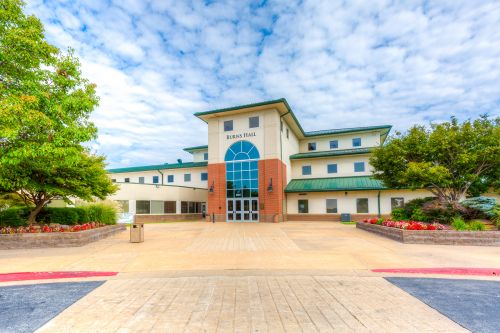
[26,0,500,168]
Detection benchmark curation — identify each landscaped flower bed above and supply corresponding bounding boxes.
[0,222,105,234]
[362,218,449,231]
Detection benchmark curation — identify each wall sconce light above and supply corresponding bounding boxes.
[209,180,214,193]
[155,185,160,189]
[344,191,348,196]
[267,177,273,192]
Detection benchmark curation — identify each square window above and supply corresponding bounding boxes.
[327,164,337,174]
[280,121,283,132]
[164,201,176,213]
[308,142,316,151]
[356,198,369,213]
[151,200,164,214]
[352,138,361,147]
[302,165,312,175]
[167,175,174,183]
[138,176,145,184]
[201,172,208,181]
[354,162,365,172]
[286,128,289,139]
[391,197,405,210]
[152,176,159,184]
[326,199,338,213]
[124,178,130,183]
[224,120,233,132]
[203,152,208,161]
[249,116,259,128]
[298,199,309,213]
[184,174,191,182]
[136,200,150,214]
[330,140,338,149]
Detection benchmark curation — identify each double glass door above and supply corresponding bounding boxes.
[227,199,259,222]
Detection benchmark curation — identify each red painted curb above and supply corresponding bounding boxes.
[372,267,500,276]
[0,271,118,282]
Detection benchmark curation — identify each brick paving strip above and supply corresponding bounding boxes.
[0,271,118,283]
[36,275,468,333]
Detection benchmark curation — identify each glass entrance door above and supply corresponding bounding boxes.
[226,199,259,222]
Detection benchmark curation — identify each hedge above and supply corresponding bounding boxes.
[0,207,30,227]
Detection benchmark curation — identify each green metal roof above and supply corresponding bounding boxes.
[194,98,391,141]
[289,147,375,160]
[285,176,386,193]
[183,145,208,153]
[107,161,208,174]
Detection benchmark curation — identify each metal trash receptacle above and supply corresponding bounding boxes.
[130,223,144,243]
[340,213,351,222]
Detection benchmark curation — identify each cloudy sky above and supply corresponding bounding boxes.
[26,0,500,168]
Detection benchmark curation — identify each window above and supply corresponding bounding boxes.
[181,201,188,213]
[164,201,176,213]
[249,116,259,128]
[136,200,150,214]
[354,162,365,172]
[298,200,309,213]
[326,199,338,213]
[181,201,204,213]
[151,200,164,214]
[124,178,130,183]
[327,164,337,174]
[391,197,405,210]
[330,140,338,149]
[184,174,191,182]
[302,165,312,175]
[356,198,369,213]
[203,152,208,161]
[138,176,145,184]
[111,179,116,182]
[286,128,289,139]
[116,200,129,213]
[152,175,159,184]
[225,141,260,198]
[308,142,316,151]
[167,175,174,183]
[280,121,283,132]
[352,138,361,147]
[224,120,233,131]
[201,172,208,181]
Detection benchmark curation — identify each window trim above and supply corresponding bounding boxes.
[326,199,338,213]
[354,162,365,172]
[249,116,259,128]
[308,142,317,151]
[356,198,369,213]
[224,120,233,132]
[152,175,159,184]
[352,137,362,147]
[302,165,312,175]
[167,175,174,183]
[330,140,339,149]
[201,172,208,181]
[298,199,309,213]
[327,164,338,174]
[184,173,191,182]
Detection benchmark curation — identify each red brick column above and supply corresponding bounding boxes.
[207,163,226,222]
[258,159,287,222]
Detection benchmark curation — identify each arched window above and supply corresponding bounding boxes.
[225,141,259,198]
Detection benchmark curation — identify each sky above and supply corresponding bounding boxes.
[25,0,500,168]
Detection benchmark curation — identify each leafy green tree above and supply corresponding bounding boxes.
[0,0,116,223]
[370,116,500,206]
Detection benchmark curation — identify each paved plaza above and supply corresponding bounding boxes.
[0,222,498,332]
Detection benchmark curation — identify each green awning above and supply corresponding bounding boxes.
[289,147,374,160]
[107,161,208,174]
[285,176,386,193]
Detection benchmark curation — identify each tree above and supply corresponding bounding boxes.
[370,116,500,206]
[0,0,116,223]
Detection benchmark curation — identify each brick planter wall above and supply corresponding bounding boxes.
[135,214,203,223]
[356,222,500,246]
[286,214,391,222]
[0,224,126,249]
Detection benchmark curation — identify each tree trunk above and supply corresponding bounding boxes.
[27,202,45,225]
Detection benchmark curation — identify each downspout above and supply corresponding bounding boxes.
[157,169,164,185]
[377,191,381,218]
[280,112,289,220]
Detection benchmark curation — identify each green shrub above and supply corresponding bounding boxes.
[461,197,496,217]
[410,208,429,222]
[376,218,383,225]
[468,220,485,231]
[492,205,500,229]
[391,208,407,220]
[39,208,79,225]
[452,217,468,231]
[404,197,435,218]
[83,202,117,225]
[73,207,89,223]
[0,207,29,227]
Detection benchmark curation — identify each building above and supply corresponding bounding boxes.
[107,98,432,222]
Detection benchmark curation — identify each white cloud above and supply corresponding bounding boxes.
[25,0,500,168]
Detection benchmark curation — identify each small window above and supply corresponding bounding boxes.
[203,152,208,161]
[152,175,159,184]
[286,128,289,139]
[391,197,405,210]
[224,120,233,132]
[184,174,191,182]
[330,140,338,149]
[201,172,208,181]
[138,176,145,184]
[167,175,174,183]
[136,200,150,214]
[327,164,337,174]
[124,178,130,183]
[181,201,188,213]
[308,142,316,151]
[326,199,338,213]
[164,201,176,213]
[302,165,312,175]
[354,162,365,172]
[151,200,164,214]
[356,198,369,213]
[298,199,309,213]
[111,179,116,182]
[352,138,361,147]
[249,116,259,128]
[280,121,283,132]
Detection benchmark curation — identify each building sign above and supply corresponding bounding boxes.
[226,132,256,140]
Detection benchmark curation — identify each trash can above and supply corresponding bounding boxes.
[130,223,144,243]
[340,213,351,222]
